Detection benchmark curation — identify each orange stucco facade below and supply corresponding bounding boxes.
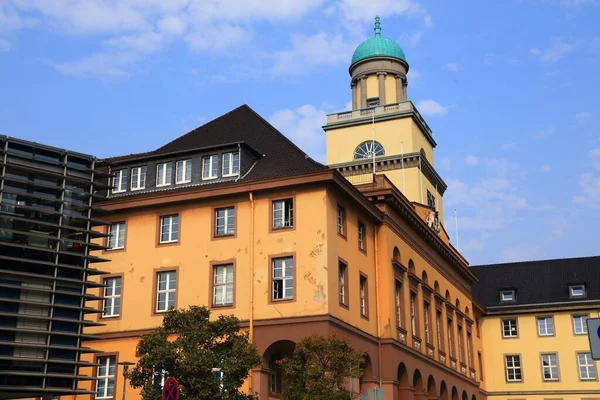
[58,169,484,400]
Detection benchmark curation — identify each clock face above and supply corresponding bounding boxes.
[354,141,385,160]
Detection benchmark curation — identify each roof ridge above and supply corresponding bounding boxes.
[471,255,600,269]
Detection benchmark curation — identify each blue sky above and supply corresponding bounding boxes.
[1,0,599,265]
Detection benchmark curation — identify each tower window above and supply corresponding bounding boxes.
[366,97,379,107]
[427,190,436,209]
[353,141,385,160]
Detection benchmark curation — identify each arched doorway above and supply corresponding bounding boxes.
[451,386,459,400]
[427,375,436,398]
[413,369,426,400]
[397,363,411,400]
[440,381,449,400]
[258,340,295,398]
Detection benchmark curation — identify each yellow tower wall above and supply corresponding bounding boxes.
[385,74,397,103]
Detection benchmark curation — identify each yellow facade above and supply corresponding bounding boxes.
[481,309,600,400]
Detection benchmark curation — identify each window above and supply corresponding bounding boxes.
[96,356,116,399]
[360,275,368,317]
[478,351,484,381]
[339,262,347,306]
[112,169,128,193]
[570,285,586,298]
[212,367,224,391]
[573,315,589,335]
[353,141,385,160]
[272,256,294,301]
[500,290,515,302]
[131,166,146,190]
[447,318,454,357]
[153,368,168,388]
[366,97,379,107]
[202,155,219,180]
[269,354,282,394]
[541,353,559,381]
[159,215,179,244]
[578,352,597,380]
[102,277,121,318]
[176,159,192,184]
[337,205,345,236]
[156,271,176,313]
[395,281,402,328]
[107,222,125,250]
[213,264,233,306]
[467,332,474,367]
[458,325,464,363]
[537,317,554,336]
[502,319,518,338]
[358,221,366,251]
[475,317,480,337]
[273,199,293,229]
[436,310,443,350]
[424,302,431,344]
[156,162,172,187]
[410,293,417,336]
[215,207,235,236]
[222,152,240,177]
[505,355,522,382]
[427,190,436,209]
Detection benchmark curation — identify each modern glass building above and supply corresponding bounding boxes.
[0,136,109,399]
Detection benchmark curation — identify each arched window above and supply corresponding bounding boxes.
[354,141,385,160]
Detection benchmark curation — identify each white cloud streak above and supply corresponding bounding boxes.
[416,99,453,117]
[530,37,573,63]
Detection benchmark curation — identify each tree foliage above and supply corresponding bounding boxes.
[281,333,365,400]
[128,306,261,400]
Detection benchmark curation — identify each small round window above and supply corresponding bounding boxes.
[353,141,385,160]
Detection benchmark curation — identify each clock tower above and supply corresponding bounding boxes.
[324,17,446,221]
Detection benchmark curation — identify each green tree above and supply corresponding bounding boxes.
[128,306,261,400]
[281,333,365,400]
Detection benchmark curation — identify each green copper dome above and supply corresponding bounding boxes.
[351,17,406,67]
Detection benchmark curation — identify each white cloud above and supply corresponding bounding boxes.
[464,155,480,166]
[572,150,600,207]
[157,15,186,36]
[336,0,415,22]
[185,23,251,53]
[416,99,452,117]
[576,111,595,121]
[500,244,543,263]
[271,32,352,76]
[442,62,459,72]
[106,31,165,54]
[530,37,573,63]
[540,163,552,173]
[0,38,13,52]
[49,52,140,78]
[268,104,327,162]
[501,143,518,151]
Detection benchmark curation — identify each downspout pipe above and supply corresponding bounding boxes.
[248,191,255,392]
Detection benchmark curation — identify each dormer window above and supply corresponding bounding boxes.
[156,162,173,187]
[500,290,516,302]
[131,166,147,190]
[222,152,240,177]
[176,159,192,184]
[112,169,128,193]
[570,285,586,298]
[202,155,219,180]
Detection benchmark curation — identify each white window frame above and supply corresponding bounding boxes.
[410,292,417,336]
[153,368,168,388]
[96,356,116,399]
[212,367,224,391]
[273,199,294,229]
[202,155,219,180]
[215,207,235,236]
[436,311,442,349]
[500,290,515,302]
[358,221,365,251]
[537,316,554,336]
[458,325,464,363]
[337,205,345,236]
[107,222,125,250]
[395,281,402,328]
[102,277,121,318]
[156,162,172,187]
[159,215,179,244]
[222,152,240,177]
[176,159,192,184]
[424,302,431,344]
[112,169,128,193]
[272,257,294,301]
[505,355,522,382]
[573,315,589,335]
[502,319,518,338]
[467,332,474,367]
[570,285,586,297]
[339,264,346,305]
[156,271,176,313]
[447,318,454,357]
[360,276,367,316]
[213,264,234,306]
[131,166,146,190]
[541,353,559,381]
[578,352,597,380]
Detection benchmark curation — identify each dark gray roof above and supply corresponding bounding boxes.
[471,256,600,308]
[103,104,327,182]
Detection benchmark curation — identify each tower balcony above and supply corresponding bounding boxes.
[324,101,435,147]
